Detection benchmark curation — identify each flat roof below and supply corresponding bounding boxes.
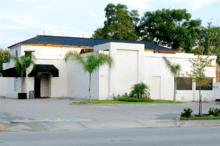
[8,35,174,51]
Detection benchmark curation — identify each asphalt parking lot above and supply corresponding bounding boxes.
[0,98,220,132]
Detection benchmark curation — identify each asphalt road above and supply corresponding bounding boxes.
[0,99,220,131]
[0,126,219,146]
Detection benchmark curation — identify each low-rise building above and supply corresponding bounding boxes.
[0,35,217,101]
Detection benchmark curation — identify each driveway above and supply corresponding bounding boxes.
[0,98,220,132]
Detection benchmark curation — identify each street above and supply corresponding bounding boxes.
[0,98,220,131]
[0,126,219,146]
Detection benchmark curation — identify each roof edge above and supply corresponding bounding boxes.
[8,35,39,49]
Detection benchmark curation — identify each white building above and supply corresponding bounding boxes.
[0,35,217,101]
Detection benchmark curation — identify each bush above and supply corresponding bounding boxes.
[181,108,193,118]
[113,96,118,101]
[130,82,150,98]
[119,97,153,102]
[208,108,220,116]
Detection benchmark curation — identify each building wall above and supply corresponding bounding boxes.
[94,42,145,99]
[0,77,11,97]
[25,59,68,98]
[214,82,220,100]
[144,53,216,101]
[2,44,81,98]
[67,54,99,99]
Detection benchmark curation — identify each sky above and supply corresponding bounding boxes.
[0,0,220,49]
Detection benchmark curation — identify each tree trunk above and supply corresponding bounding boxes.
[21,76,24,93]
[89,73,92,103]
[174,78,177,103]
[199,86,203,117]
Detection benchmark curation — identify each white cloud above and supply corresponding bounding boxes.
[50,1,63,5]
[89,12,100,18]
[120,0,155,9]
[35,5,51,9]
[91,19,103,24]
[170,0,219,10]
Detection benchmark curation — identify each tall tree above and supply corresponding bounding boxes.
[191,22,220,64]
[163,57,181,102]
[92,3,140,41]
[11,54,36,93]
[186,56,213,117]
[65,52,112,103]
[138,8,201,52]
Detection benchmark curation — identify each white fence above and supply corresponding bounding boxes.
[0,77,10,97]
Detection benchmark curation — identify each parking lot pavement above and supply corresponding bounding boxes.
[0,98,219,132]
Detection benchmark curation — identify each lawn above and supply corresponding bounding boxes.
[180,116,220,120]
[73,100,186,104]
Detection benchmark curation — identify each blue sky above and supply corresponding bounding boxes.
[0,0,220,49]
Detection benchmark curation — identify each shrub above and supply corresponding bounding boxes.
[130,82,150,98]
[119,97,153,102]
[113,96,118,101]
[181,108,193,118]
[208,108,220,116]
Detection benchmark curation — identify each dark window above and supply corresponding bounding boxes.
[177,77,192,90]
[196,79,213,90]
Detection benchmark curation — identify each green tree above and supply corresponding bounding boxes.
[191,22,220,64]
[11,54,36,93]
[138,8,201,52]
[186,56,213,117]
[92,3,140,41]
[163,57,181,102]
[65,52,113,103]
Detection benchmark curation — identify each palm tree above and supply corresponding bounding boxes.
[65,52,112,103]
[11,53,36,93]
[163,57,181,102]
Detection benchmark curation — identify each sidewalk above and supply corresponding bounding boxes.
[1,115,220,132]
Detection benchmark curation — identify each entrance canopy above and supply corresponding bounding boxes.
[1,67,26,77]
[28,64,59,77]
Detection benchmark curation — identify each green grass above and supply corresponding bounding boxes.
[73,100,186,104]
[180,116,220,120]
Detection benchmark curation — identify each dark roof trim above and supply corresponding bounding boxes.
[28,64,59,77]
[1,67,26,77]
[8,35,174,51]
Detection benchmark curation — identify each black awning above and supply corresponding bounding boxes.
[1,67,26,77]
[28,64,59,77]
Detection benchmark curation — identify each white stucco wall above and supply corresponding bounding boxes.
[67,54,99,99]
[94,42,145,99]
[0,77,11,97]
[214,82,220,100]
[21,45,81,59]
[3,44,81,98]
[25,59,68,98]
[144,53,216,101]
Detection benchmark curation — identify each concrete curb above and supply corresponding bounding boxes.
[69,103,188,106]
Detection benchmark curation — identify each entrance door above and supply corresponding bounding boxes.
[151,76,161,99]
[34,78,41,98]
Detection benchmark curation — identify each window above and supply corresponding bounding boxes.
[196,79,213,90]
[177,77,192,90]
